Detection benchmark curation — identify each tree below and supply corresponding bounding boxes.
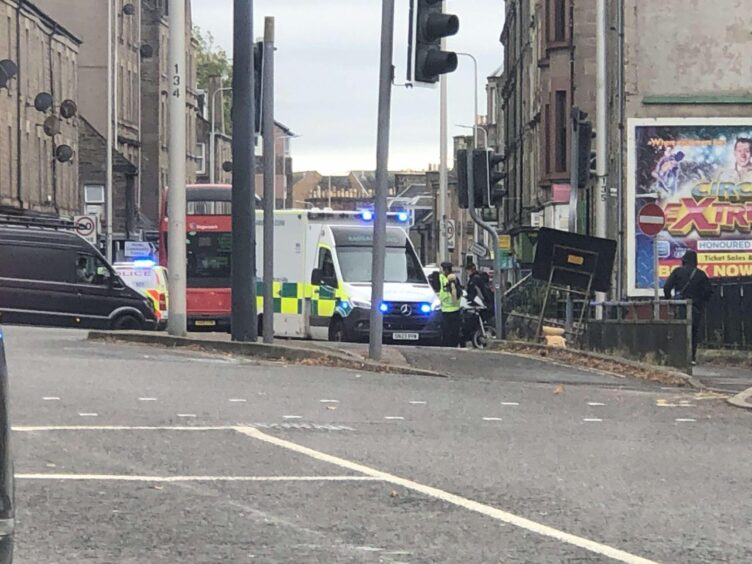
[193,26,232,133]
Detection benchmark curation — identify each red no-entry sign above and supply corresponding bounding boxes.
[638,204,665,237]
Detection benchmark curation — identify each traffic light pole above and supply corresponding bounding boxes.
[262,17,275,344]
[566,108,581,336]
[466,150,504,341]
[231,0,257,342]
[368,0,396,362]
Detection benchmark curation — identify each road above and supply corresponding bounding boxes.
[5,326,752,563]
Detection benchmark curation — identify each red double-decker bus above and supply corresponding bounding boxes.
[159,184,260,331]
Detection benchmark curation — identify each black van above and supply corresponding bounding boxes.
[0,226,157,331]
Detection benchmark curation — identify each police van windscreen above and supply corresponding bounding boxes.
[337,246,425,284]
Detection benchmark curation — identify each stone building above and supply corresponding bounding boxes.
[0,0,80,216]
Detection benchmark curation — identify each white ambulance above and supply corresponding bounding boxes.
[255,209,441,344]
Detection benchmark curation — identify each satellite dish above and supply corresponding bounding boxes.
[0,59,18,88]
[140,44,154,59]
[43,115,61,137]
[123,3,135,15]
[34,92,53,112]
[55,144,73,163]
[60,99,77,119]
[222,161,233,173]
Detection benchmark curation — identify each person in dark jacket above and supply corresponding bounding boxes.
[664,250,712,364]
[465,263,494,311]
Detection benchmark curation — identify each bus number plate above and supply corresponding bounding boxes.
[195,320,216,327]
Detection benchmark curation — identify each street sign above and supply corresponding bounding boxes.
[498,234,511,251]
[74,214,98,245]
[469,242,488,258]
[124,241,152,258]
[637,203,665,237]
[445,219,456,251]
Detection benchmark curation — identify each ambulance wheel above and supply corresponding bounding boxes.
[328,318,349,342]
[112,314,142,331]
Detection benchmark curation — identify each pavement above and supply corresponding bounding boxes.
[4,325,752,563]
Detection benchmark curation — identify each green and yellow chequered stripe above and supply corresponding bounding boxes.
[255,281,343,317]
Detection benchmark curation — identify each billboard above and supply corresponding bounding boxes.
[627,118,752,296]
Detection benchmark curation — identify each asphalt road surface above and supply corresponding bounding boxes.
[5,326,752,563]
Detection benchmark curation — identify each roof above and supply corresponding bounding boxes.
[21,1,82,46]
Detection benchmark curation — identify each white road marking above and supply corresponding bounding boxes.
[355,546,383,552]
[283,415,302,420]
[78,413,98,417]
[228,399,247,403]
[176,414,196,418]
[587,402,606,406]
[675,418,696,422]
[482,417,503,421]
[15,473,379,483]
[236,426,658,564]
[583,418,603,422]
[409,400,427,405]
[319,400,339,404]
[42,397,60,401]
[138,397,157,402]
[13,425,239,432]
[500,402,519,406]
[384,416,404,420]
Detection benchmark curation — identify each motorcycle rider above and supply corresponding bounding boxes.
[465,263,494,314]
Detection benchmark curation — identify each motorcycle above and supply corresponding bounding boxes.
[460,295,497,349]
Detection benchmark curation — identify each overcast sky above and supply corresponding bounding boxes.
[192,0,504,174]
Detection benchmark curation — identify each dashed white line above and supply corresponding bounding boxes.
[587,402,606,406]
[78,413,98,418]
[500,402,519,406]
[138,397,157,402]
[237,426,659,564]
[675,418,696,422]
[482,417,503,421]
[384,416,404,420]
[283,415,302,420]
[409,400,427,405]
[583,418,603,422]
[176,414,196,418]
[228,399,247,403]
[319,400,339,404]
[42,397,60,401]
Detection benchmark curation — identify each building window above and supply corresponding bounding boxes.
[195,143,206,174]
[85,184,106,204]
[547,0,569,45]
[553,90,568,174]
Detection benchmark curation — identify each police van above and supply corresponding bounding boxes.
[256,209,441,344]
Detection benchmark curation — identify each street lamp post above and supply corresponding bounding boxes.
[210,86,232,184]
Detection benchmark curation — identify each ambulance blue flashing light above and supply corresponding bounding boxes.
[359,210,374,222]
[396,211,409,223]
[419,303,432,314]
[379,302,389,313]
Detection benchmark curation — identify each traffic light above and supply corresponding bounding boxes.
[412,0,459,84]
[472,149,505,208]
[253,41,263,134]
[456,149,469,209]
[573,108,593,188]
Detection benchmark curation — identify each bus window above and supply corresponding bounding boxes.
[186,232,232,287]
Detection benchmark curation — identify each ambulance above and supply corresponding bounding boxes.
[256,209,442,344]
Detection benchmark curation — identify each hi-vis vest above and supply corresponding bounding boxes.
[439,273,460,313]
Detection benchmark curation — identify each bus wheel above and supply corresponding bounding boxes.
[112,314,143,331]
[328,318,348,342]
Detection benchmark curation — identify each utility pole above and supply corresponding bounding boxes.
[438,70,448,264]
[368,0,395,362]
[167,0,187,336]
[105,0,113,262]
[261,16,275,344]
[231,0,257,342]
[595,0,608,313]
[210,86,232,184]
[566,107,581,335]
